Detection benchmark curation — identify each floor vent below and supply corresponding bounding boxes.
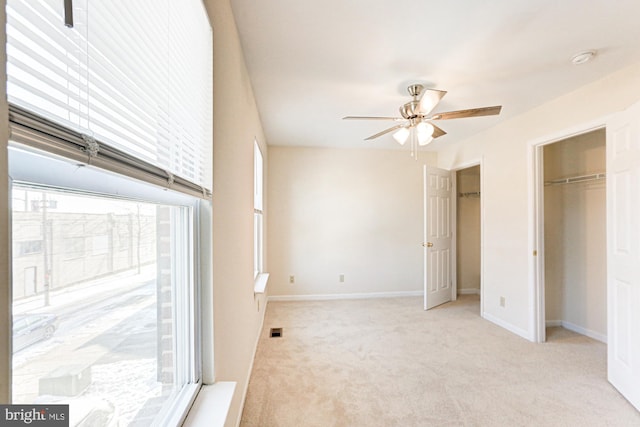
[270,328,283,338]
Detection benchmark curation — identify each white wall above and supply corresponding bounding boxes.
[268,147,437,298]
[456,166,481,294]
[204,0,269,425]
[437,62,640,339]
[544,130,606,339]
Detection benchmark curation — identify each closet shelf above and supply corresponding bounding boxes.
[545,172,606,186]
[458,191,480,198]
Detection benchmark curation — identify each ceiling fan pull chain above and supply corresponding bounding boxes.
[412,129,418,160]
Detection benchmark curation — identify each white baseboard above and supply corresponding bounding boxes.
[457,288,480,295]
[546,319,607,343]
[268,290,422,302]
[482,311,531,341]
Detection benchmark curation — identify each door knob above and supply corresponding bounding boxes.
[422,242,433,247]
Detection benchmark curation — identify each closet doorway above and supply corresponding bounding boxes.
[456,165,481,307]
[542,128,607,342]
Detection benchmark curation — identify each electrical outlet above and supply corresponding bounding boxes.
[339,274,345,283]
[289,275,295,284]
[500,296,506,307]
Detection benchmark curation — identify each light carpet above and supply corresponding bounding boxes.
[240,295,640,426]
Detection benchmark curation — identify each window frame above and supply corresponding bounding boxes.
[9,145,206,425]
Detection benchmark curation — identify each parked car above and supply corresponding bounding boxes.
[13,313,58,352]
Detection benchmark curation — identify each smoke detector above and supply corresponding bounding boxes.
[571,50,597,65]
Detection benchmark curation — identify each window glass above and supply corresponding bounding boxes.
[254,141,264,277]
[16,240,43,256]
[254,141,263,212]
[11,184,195,425]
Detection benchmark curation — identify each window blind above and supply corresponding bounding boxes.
[6,0,213,194]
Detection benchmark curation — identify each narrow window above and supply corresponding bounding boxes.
[254,140,264,278]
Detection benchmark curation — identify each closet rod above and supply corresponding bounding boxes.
[458,191,481,198]
[544,172,606,186]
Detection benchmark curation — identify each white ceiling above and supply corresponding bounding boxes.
[230,0,640,151]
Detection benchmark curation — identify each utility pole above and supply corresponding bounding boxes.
[41,192,50,306]
[137,203,141,274]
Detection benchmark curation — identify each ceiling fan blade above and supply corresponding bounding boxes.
[364,124,404,140]
[431,123,447,139]
[429,105,502,120]
[418,89,447,115]
[343,116,404,121]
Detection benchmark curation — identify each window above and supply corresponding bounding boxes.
[63,237,86,260]
[6,0,212,424]
[90,234,109,256]
[253,140,268,293]
[16,240,42,257]
[254,140,264,279]
[11,180,197,425]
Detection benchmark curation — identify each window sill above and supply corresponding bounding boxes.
[182,382,236,427]
[254,273,269,295]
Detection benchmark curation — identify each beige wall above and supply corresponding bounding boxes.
[544,130,606,339]
[205,0,269,425]
[456,166,481,293]
[437,62,640,338]
[268,147,437,297]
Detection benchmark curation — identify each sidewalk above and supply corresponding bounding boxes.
[13,264,156,315]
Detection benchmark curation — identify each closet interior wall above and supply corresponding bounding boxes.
[456,165,481,295]
[543,129,606,341]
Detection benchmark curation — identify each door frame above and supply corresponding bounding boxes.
[451,159,484,315]
[528,117,610,343]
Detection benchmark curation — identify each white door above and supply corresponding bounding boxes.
[423,166,453,310]
[607,100,640,411]
[24,266,37,296]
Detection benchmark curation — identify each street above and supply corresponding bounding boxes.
[12,266,168,425]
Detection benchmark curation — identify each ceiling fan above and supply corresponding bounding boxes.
[343,84,502,149]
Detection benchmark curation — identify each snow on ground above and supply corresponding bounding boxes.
[84,359,164,425]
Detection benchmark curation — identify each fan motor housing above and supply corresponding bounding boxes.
[400,101,420,119]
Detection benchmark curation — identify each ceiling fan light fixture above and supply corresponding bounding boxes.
[416,121,434,136]
[393,127,410,145]
[418,134,434,146]
[417,122,434,146]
